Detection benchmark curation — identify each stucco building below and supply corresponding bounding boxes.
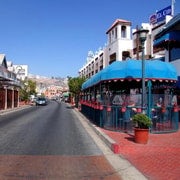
[79,19,133,78]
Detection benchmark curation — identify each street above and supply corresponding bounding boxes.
[0,101,121,179]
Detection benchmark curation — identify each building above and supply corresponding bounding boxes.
[79,49,104,78]
[44,85,63,99]
[151,15,173,59]
[105,19,132,64]
[79,5,179,82]
[132,23,151,60]
[79,19,133,78]
[0,54,21,110]
[79,4,179,133]
[153,13,180,90]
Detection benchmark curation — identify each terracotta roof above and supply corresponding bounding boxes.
[106,19,131,34]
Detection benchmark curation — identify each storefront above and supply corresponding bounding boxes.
[80,59,178,133]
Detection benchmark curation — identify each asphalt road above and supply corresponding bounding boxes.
[0,101,102,155]
[0,101,121,179]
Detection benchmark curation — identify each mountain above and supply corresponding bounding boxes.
[28,74,69,89]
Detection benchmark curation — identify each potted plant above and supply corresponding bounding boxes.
[132,113,152,144]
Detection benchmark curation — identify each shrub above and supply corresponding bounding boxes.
[132,113,152,129]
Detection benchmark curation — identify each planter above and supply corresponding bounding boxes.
[134,128,149,144]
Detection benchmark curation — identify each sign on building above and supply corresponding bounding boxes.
[13,65,28,80]
[150,5,172,25]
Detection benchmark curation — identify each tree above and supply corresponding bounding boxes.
[68,76,86,107]
[19,79,36,101]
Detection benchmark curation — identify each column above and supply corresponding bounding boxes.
[4,86,7,110]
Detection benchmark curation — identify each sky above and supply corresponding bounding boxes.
[0,0,179,78]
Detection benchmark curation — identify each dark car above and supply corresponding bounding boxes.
[36,97,47,106]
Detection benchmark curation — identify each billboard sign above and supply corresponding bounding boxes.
[150,5,172,25]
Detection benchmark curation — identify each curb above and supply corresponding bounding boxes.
[74,108,148,180]
[90,123,120,154]
[75,108,120,154]
[0,105,31,115]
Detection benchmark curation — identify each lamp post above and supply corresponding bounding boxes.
[137,28,149,112]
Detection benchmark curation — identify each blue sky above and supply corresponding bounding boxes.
[0,0,179,78]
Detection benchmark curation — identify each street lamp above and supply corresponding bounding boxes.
[137,27,149,112]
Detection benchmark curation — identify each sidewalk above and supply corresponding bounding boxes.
[74,105,180,179]
[0,105,31,115]
[93,122,180,180]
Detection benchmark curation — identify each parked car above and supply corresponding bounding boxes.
[36,97,47,106]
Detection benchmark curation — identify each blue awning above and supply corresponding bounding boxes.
[154,31,180,47]
[82,59,177,90]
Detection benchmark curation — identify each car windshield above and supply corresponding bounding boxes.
[37,97,46,101]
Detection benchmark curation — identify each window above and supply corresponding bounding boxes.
[170,47,180,62]
[109,53,116,64]
[122,51,131,60]
[121,26,126,38]
[115,27,118,39]
[111,30,114,42]
[109,33,111,43]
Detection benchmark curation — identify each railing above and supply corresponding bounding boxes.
[151,105,179,133]
[80,101,179,134]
